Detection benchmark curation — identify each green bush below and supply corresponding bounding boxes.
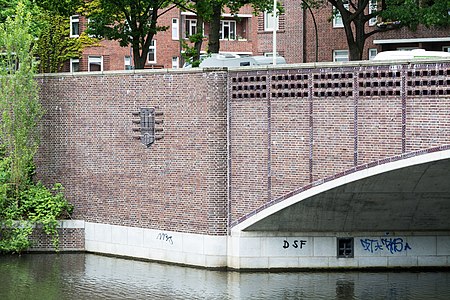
[0,2,73,253]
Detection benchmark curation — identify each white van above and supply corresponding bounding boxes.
[184,53,286,68]
[373,49,450,61]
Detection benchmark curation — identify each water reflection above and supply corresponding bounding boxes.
[0,253,449,299]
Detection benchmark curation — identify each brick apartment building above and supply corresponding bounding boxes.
[64,1,450,72]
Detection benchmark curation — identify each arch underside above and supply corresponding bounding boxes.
[244,158,450,232]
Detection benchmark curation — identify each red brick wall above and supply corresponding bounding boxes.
[36,62,450,234]
[36,70,228,235]
[29,228,84,251]
[229,62,450,226]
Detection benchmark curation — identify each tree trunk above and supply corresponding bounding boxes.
[132,11,158,69]
[342,19,365,61]
[193,17,204,62]
[208,3,221,53]
[133,43,148,69]
[341,4,367,61]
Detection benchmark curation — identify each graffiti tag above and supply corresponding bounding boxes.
[360,238,411,254]
[283,240,307,249]
[157,232,173,245]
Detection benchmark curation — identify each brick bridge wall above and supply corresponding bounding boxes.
[229,61,450,226]
[36,61,450,236]
[36,70,228,236]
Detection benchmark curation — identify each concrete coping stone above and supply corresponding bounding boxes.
[35,58,450,78]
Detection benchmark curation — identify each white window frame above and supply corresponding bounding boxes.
[70,58,80,72]
[70,15,80,37]
[333,50,349,62]
[172,56,179,69]
[333,4,349,28]
[368,48,378,60]
[264,10,279,31]
[147,40,156,63]
[185,19,197,38]
[88,55,103,72]
[220,20,236,40]
[124,56,132,70]
[172,18,179,40]
[369,0,377,26]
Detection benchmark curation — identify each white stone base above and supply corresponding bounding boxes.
[227,231,450,269]
[84,222,228,268]
[80,222,450,269]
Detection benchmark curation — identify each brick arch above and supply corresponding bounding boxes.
[231,146,450,233]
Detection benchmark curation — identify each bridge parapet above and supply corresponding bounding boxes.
[229,61,450,228]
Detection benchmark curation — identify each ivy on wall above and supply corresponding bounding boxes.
[34,13,99,73]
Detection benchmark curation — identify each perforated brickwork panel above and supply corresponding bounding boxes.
[271,73,309,98]
[406,67,450,97]
[357,69,402,97]
[230,73,268,100]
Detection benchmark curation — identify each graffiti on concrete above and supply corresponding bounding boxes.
[360,237,411,254]
[283,239,307,249]
[157,232,173,245]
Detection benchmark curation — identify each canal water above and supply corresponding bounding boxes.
[1,253,449,299]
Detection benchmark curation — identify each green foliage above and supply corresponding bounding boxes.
[0,0,16,23]
[82,0,172,69]
[20,183,73,249]
[178,0,275,58]
[381,0,450,29]
[34,14,99,73]
[182,33,205,67]
[0,2,73,254]
[0,0,49,37]
[34,0,84,17]
[304,0,449,61]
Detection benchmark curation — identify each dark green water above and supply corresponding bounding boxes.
[0,253,449,299]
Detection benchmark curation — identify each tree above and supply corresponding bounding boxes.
[207,0,275,53]
[177,0,274,65]
[82,0,174,69]
[381,0,450,28]
[0,2,73,253]
[1,0,96,73]
[175,0,210,66]
[306,0,449,60]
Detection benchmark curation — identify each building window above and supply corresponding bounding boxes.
[333,3,349,28]
[337,237,354,258]
[333,50,349,62]
[369,0,377,26]
[443,46,450,52]
[172,18,179,40]
[88,56,103,72]
[172,56,179,69]
[264,10,279,31]
[148,40,156,63]
[220,20,236,40]
[368,48,378,60]
[70,15,80,37]
[185,19,197,38]
[70,58,80,72]
[124,56,132,70]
